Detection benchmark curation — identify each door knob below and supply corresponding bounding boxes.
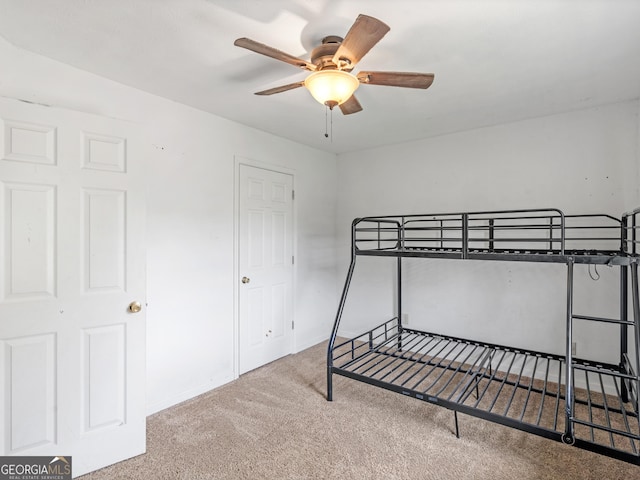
[128,301,142,313]
[241,277,250,284]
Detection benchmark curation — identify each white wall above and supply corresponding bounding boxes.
[0,37,338,414]
[335,101,640,365]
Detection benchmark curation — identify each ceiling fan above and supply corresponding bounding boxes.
[234,14,434,115]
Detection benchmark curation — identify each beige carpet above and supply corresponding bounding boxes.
[81,341,640,480]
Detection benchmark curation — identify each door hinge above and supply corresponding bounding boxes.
[292,255,295,265]
[292,189,295,200]
[292,320,295,330]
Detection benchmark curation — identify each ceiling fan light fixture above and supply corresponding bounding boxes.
[304,70,359,108]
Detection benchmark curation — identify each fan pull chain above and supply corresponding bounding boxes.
[325,105,329,138]
[324,105,334,141]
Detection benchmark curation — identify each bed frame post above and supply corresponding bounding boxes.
[630,260,640,415]
[562,258,576,445]
[462,213,469,259]
[327,219,359,401]
[620,264,629,402]
[398,217,404,332]
[397,254,403,329]
[453,410,460,438]
[396,253,403,352]
[396,218,404,354]
[396,217,404,351]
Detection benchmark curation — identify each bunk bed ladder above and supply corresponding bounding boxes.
[564,254,640,453]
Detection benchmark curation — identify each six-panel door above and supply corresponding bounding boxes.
[238,164,293,374]
[0,98,146,477]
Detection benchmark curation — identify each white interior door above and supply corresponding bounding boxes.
[0,98,146,477]
[239,164,293,374]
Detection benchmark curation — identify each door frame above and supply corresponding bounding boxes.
[233,156,297,379]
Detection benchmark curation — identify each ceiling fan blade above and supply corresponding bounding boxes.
[332,15,390,68]
[234,38,316,71]
[254,81,305,96]
[357,71,434,89]
[339,95,363,115]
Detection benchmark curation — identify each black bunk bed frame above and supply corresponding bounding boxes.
[327,206,640,464]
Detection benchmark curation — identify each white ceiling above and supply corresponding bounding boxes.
[1,0,639,154]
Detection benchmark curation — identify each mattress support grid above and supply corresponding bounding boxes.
[331,325,640,462]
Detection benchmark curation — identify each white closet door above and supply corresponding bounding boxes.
[238,164,293,374]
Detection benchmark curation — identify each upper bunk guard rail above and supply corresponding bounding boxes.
[353,208,627,261]
[623,206,640,256]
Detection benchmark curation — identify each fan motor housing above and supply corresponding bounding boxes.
[310,35,352,71]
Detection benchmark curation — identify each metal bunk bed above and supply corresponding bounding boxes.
[327,207,640,464]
